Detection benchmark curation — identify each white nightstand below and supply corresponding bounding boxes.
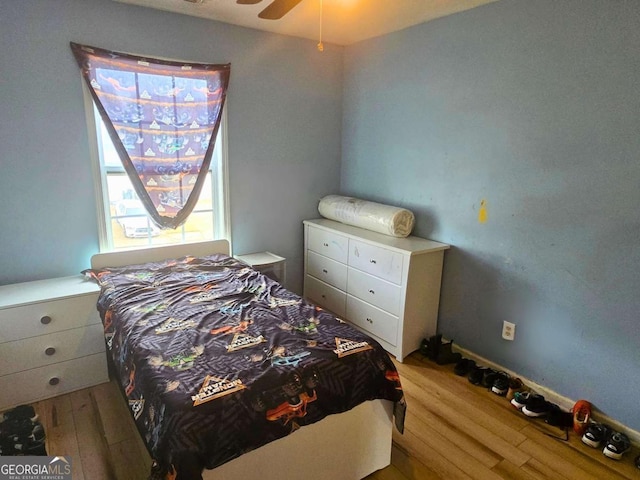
[235,252,286,285]
[0,276,109,410]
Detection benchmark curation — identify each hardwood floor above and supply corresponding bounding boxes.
[25,353,638,480]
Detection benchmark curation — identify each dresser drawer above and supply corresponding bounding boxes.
[348,240,403,285]
[304,275,346,318]
[307,251,347,291]
[347,268,401,316]
[346,295,398,346]
[0,324,105,376]
[0,353,108,410]
[307,226,349,264]
[0,294,100,344]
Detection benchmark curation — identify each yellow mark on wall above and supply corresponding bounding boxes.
[478,199,488,224]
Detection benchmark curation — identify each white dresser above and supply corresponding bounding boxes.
[0,276,109,410]
[303,219,449,362]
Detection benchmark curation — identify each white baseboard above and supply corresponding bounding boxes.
[451,343,640,447]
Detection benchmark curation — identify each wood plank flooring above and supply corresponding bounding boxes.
[21,353,638,479]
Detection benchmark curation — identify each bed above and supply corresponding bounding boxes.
[87,240,405,480]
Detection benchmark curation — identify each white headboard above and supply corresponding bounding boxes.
[90,239,230,269]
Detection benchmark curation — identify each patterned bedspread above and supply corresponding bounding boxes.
[85,254,404,479]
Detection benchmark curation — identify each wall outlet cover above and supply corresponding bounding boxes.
[502,321,516,341]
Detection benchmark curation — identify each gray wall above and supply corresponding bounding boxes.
[342,0,640,430]
[0,0,344,291]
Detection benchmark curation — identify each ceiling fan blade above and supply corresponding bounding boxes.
[236,0,262,4]
[258,0,304,20]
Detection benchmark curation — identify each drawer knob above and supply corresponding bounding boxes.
[368,289,375,294]
[369,259,377,264]
[49,377,60,386]
[321,294,326,299]
[322,269,328,274]
[323,242,329,247]
[40,315,52,325]
[366,317,373,324]
[45,347,56,356]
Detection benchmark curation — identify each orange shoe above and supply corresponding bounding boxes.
[572,399,591,435]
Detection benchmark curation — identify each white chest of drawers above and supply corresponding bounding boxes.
[303,219,450,362]
[0,276,109,410]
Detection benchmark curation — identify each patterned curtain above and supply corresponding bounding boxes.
[70,42,230,229]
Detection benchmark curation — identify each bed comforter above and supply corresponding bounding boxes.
[85,254,404,479]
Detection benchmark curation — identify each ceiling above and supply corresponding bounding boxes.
[114,0,499,46]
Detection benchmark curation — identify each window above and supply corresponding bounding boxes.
[88,101,229,251]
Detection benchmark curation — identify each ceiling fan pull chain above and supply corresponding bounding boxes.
[317,0,324,51]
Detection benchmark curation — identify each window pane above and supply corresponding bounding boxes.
[92,101,226,251]
[181,211,214,243]
[106,171,215,250]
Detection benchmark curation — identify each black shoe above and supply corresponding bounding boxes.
[419,338,430,356]
[491,372,510,396]
[510,391,532,410]
[454,358,476,376]
[13,436,47,456]
[582,423,611,448]
[0,418,42,439]
[1,405,38,424]
[545,404,573,428]
[602,431,630,460]
[420,334,442,361]
[521,394,554,417]
[480,369,499,388]
[435,340,462,365]
[468,366,489,385]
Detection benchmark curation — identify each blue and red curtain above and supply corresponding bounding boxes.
[71,42,230,229]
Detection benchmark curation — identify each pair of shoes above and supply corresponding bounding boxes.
[571,400,591,436]
[420,334,462,365]
[581,423,631,460]
[466,367,509,395]
[0,405,46,456]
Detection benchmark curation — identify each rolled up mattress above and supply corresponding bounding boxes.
[318,195,415,238]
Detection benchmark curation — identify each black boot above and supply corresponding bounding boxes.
[435,340,462,365]
[420,334,442,360]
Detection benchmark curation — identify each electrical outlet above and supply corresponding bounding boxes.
[502,321,516,341]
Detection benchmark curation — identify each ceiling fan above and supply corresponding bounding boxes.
[236,0,305,20]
